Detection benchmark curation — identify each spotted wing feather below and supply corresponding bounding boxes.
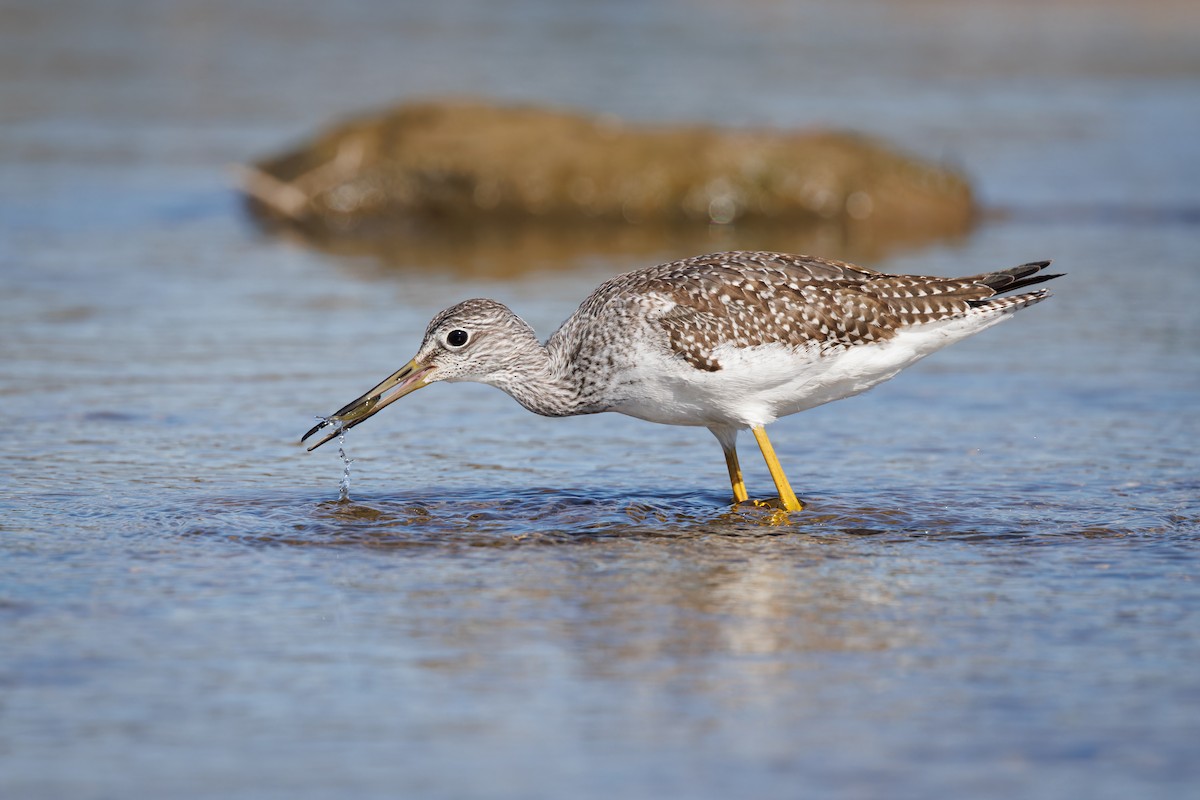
[572,251,1057,372]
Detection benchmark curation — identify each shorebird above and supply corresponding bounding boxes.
[303,251,1059,511]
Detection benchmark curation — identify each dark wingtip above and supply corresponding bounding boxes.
[1003,271,1065,293]
[983,260,1064,294]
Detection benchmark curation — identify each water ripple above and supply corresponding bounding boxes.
[167,485,1199,551]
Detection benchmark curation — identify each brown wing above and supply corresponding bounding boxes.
[569,251,1056,372]
[635,252,974,371]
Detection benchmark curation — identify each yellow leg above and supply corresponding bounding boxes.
[751,425,803,512]
[722,445,750,505]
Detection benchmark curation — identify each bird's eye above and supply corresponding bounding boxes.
[446,329,470,348]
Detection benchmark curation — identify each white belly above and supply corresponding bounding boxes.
[609,313,1012,428]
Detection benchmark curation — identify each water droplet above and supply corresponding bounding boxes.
[335,429,356,502]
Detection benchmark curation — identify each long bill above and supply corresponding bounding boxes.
[300,358,434,451]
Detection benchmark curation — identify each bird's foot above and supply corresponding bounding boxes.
[751,496,805,512]
[730,496,805,525]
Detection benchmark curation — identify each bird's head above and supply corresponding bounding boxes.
[301,299,536,450]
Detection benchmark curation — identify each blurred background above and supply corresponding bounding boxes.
[2,1,1198,798]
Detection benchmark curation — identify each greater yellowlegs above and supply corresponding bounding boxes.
[302,251,1060,511]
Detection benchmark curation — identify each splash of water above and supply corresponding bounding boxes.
[336,429,354,502]
[313,416,355,502]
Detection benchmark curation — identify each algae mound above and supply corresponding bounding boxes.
[242,99,974,240]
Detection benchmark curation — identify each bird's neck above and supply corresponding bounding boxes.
[483,323,592,418]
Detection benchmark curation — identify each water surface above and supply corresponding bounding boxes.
[2,2,1199,798]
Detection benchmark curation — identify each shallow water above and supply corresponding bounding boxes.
[3,1,1200,798]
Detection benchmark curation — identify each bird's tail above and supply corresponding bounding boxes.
[966,260,1063,311]
[976,260,1063,295]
